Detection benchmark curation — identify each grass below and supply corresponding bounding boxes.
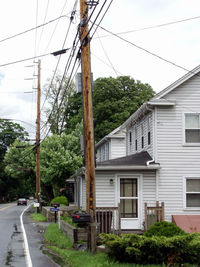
[61,214,80,228]
[43,223,172,267]
[30,213,47,222]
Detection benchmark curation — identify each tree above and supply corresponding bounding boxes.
[4,123,83,201]
[43,74,75,135]
[63,76,155,141]
[0,119,29,201]
[93,76,155,141]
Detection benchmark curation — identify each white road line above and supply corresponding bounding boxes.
[20,204,33,267]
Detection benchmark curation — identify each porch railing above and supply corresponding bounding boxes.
[96,204,121,235]
[144,201,164,230]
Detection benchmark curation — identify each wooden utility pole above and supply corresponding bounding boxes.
[36,59,41,212]
[79,0,96,253]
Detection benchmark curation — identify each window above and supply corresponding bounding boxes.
[141,124,144,149]
[185,114,200,143]
[129,131,132,145]
[120,178,138,218]
[135,127,137,151]
[147,117,151,145]
[186,178,200,207]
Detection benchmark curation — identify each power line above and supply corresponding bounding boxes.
[0,53,51,68]
[96,15,200,38]
[0,15,68,45]
[96,24,198,76]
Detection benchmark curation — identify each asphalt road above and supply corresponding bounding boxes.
[0,202,60,267]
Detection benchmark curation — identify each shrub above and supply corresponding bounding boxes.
[144,221,186,237]
[100,232,200,265]
[50,196,68,206]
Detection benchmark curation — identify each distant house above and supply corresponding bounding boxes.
[96,126,126,162]
[72,65,200,231]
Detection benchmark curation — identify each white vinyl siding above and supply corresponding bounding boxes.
[111,138,126,159]
[126,113,153,157]
[156,74,200,221]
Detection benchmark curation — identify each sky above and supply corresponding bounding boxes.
[0,0,200,139]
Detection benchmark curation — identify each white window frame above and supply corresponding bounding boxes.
[183,113,200,146]
[147,117,151,146]
[183,177,200,210]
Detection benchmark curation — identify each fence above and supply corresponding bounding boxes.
[144,201,164,230]
[96,205,121,235]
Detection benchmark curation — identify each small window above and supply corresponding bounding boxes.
[129,131,132,144]
[185,114,200,143]
[135,127,137,151]
[141,124,144,149]
[147,117,151,145]
[186,178,200,207]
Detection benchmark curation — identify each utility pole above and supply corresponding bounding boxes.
[36,59,41,212]
[79,0,96,253]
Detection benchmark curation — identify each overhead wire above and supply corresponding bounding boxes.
[40,0,79,133]
[0,15,68,45]
[36,0,50,53]
[44,0,69,52]
[96,15,200,39]
[96,24,200,77]
[40,0,78,112]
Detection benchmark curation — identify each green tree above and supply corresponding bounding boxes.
[93,76,155,141]
[0,119,29,201]
[43,74,75,135]
[63,76,155,141]
[5,123,83,201]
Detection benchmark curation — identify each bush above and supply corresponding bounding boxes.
[100,232,200,265]
[50,196,68,206]
[144,221,186,237]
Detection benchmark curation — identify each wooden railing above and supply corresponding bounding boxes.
[144,201,164,230]
[96,205,121,235]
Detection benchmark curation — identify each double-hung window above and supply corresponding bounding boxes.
[185,113,200,143]
[186,178,200,207]
[135,127,138,151]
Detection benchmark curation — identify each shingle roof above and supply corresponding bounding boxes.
[97,151,153,166]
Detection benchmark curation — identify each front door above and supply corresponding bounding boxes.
[119,177,141,229]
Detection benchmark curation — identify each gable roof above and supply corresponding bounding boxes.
[152,64,200,100]
[96,151,160,170]
[121,65,200,129]
[95,126,125,149]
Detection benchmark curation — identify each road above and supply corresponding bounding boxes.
[0,202,60,267]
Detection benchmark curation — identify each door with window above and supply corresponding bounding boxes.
[119,177,141,229]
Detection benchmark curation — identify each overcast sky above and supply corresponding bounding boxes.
[0,0,200,139]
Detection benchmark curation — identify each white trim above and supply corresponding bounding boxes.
[154,107,157,162]
[151,65,200,100]
[183,176,200,209]
[182,112,200,146]
[117,174,142,229]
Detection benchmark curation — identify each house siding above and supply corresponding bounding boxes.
[110,138,126,159]
[126,112,154,158]
[156,75,200,221]
[80,170,156,228]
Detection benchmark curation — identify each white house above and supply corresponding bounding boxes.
[72,65,200,231]
[96,126,126,162]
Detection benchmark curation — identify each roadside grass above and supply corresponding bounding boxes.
[44,223,173,267]
[30,213,47,222]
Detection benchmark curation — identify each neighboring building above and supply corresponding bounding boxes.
[96,126,126,162]
[72,65,200,231]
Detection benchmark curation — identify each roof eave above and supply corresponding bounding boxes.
[96,164,160,171]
